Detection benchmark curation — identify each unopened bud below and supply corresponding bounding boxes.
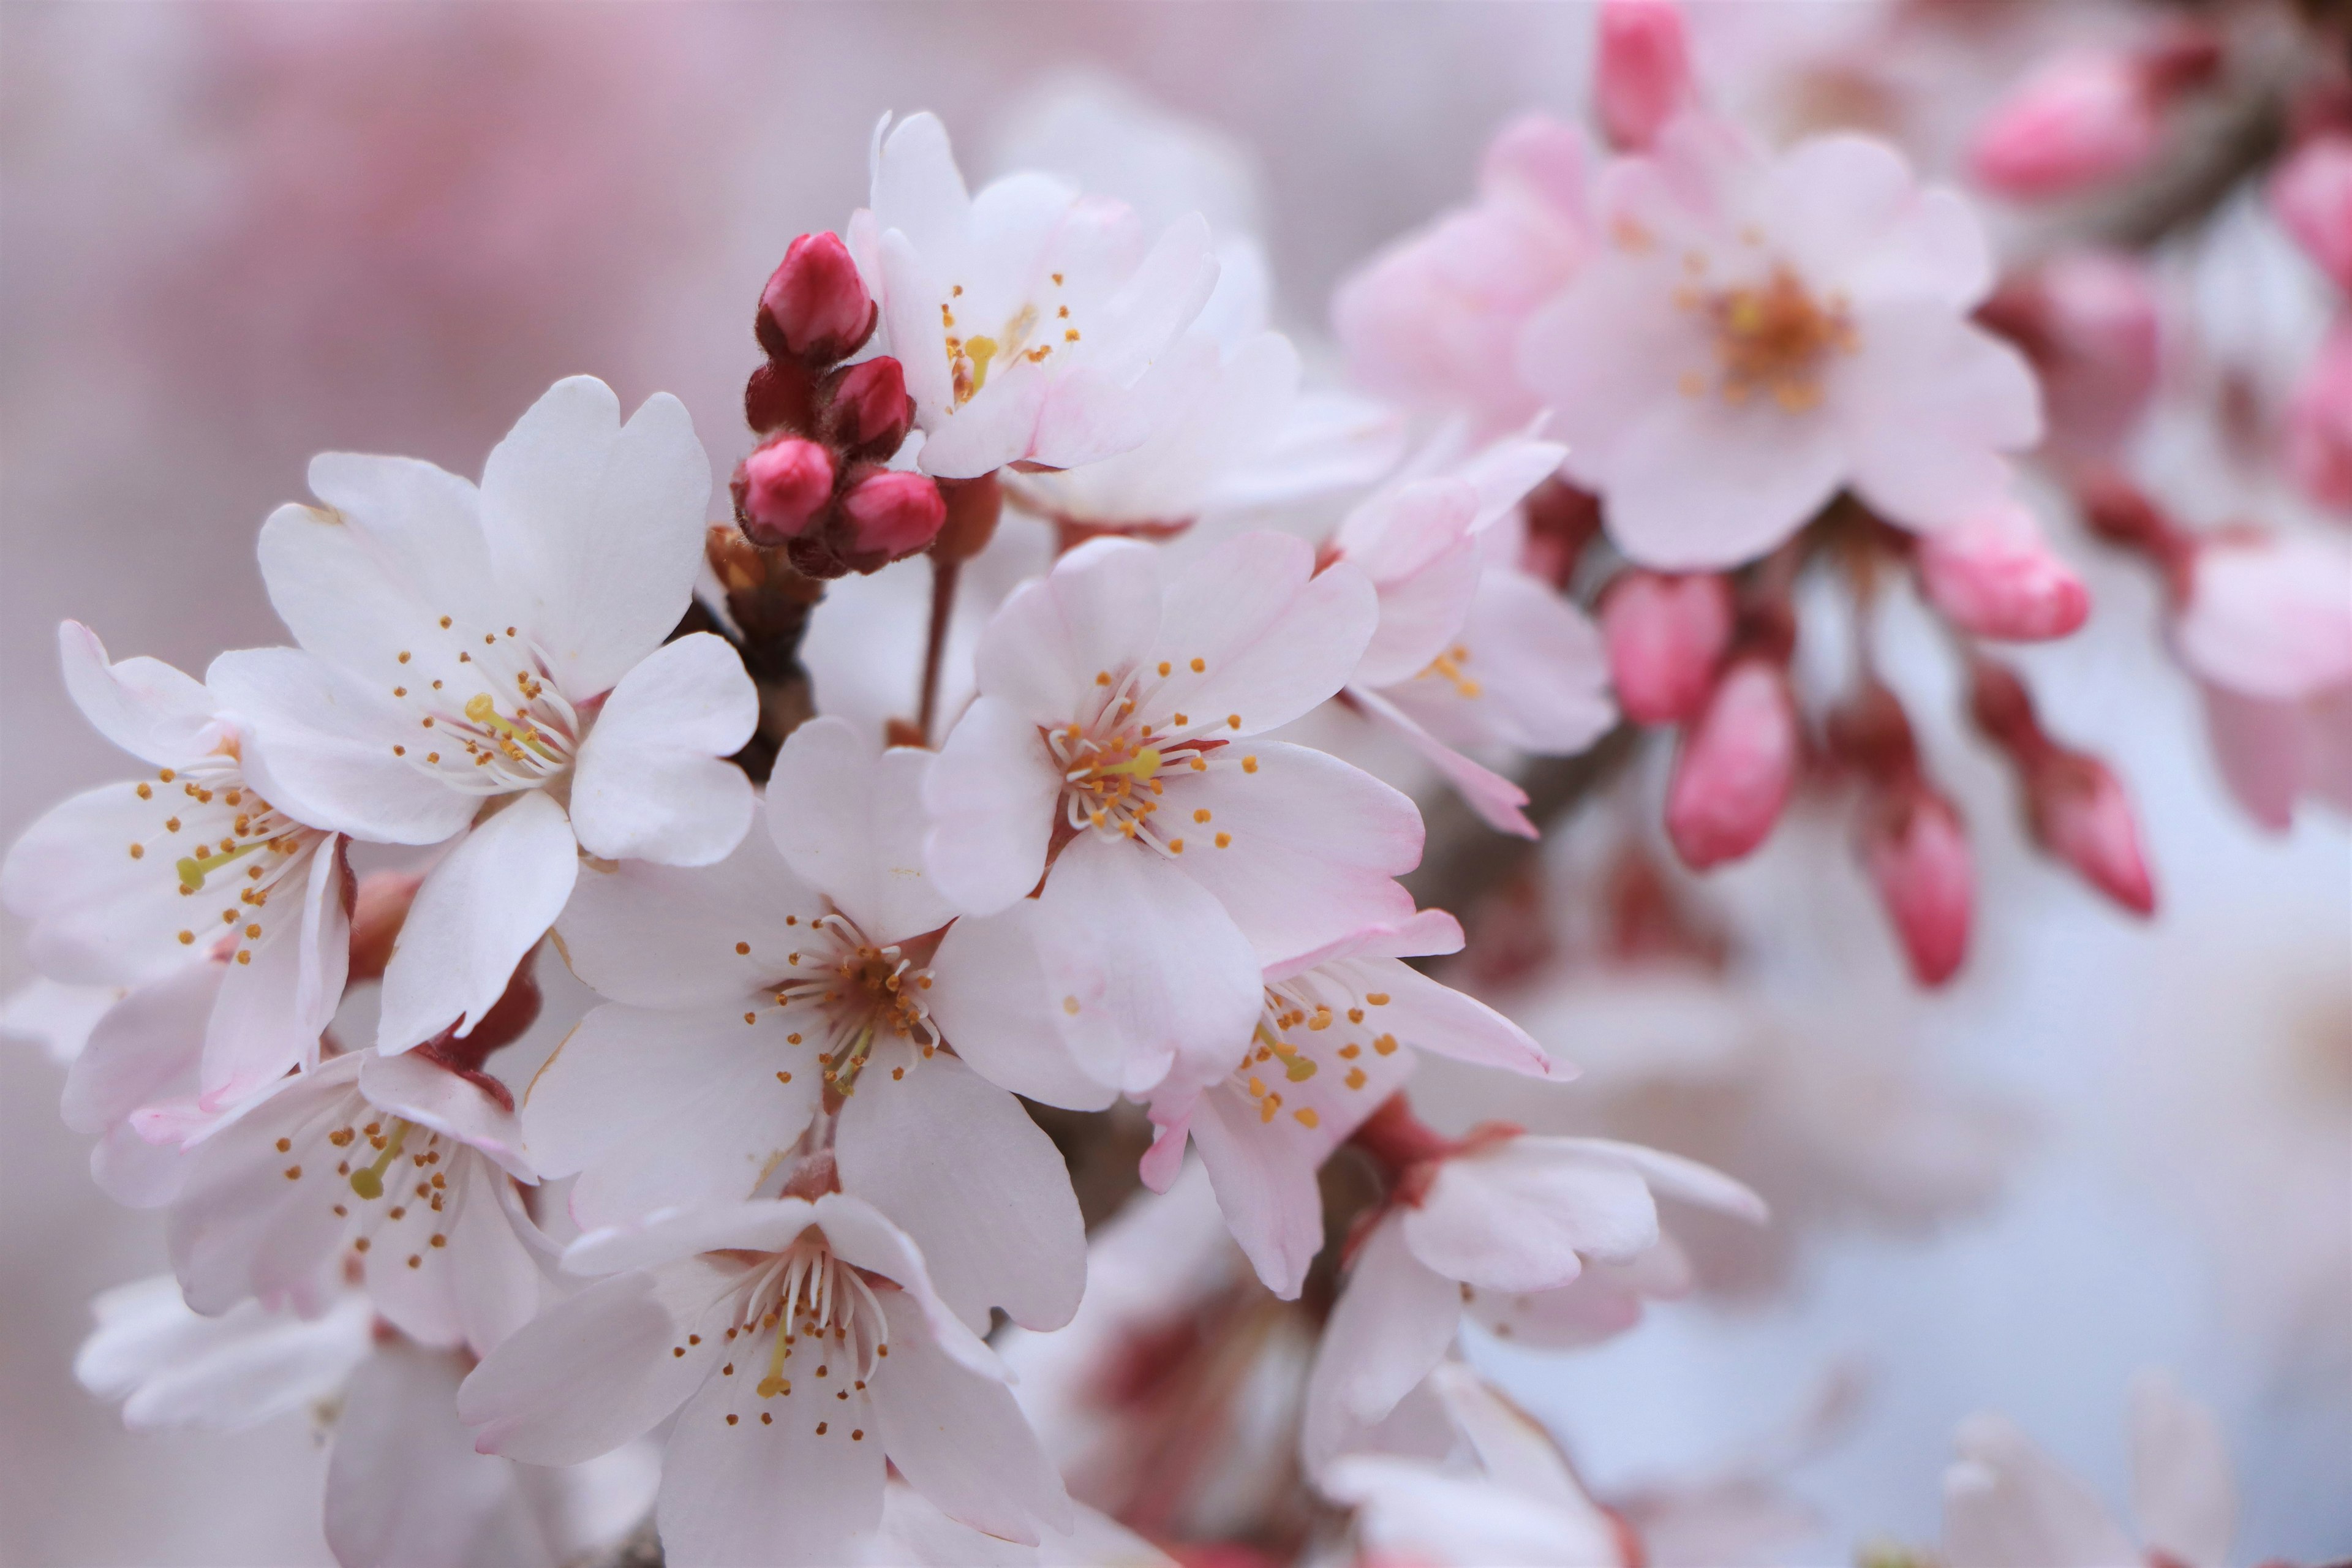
[1665,658,1799,870]
[2271,133,2352,295]
[2031,754,2157,915]
[826,356,914,461]
[1917,504,2091,641]
[1969,50,2162,200]
[734,438,837,546]
[347,870,424,984]
[757,232,876,364]
[1861,788,1972,987]
[1602,570,1735,722]
[2286,323,2352,513]
[1980,252,2162,461]
[1596,0,1693,152]
[840,469,948,560]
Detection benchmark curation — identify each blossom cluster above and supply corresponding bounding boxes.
[10,0,2347,1562]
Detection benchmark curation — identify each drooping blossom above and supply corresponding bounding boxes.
[1300,1113,1762,1472]
[1137,911,1553,1298]
[221,375,757,1053]
[1664,655,1800,869]
[1334,115,1592,433]
[1519,116,2040,570]
[531,720,1088,1334]
[166,1049,546,1357]
[1942,1372,2235,1568]
[922,531,1420,1100]
[849,112,1221,480]
[459,1194,1072,1568]
[2,622,345,1109]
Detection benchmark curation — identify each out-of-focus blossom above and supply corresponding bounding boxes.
[2285,320,2352,511]
[1140,911,1551,1299]
[77,1273,373,1432]
[0,977,129,1066]
[2271,131,2352,295]
[1915,500,2092,643]
[1521,118,2039,570]
[230,377,756,1052]
[1858,785,1972,987]
[1977,252,2163,466]
[1664,657,1800,869]
[461,1194,1071,1568]
[1601,570,1736,723]
[922,532,1414,1101]
[2,622,345,1109]
[1967,50,2165,201]
[1940,1372,2234,1568]
[1969,659,2156,915]
[851,113,1220,480]
[1596,1,1695,154]
[1335,115,1592,433]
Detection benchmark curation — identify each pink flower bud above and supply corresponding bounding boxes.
[826,356,914,460]
[1969,51,2160,200]
[2031,755,2157,915]
[757,232,875,363]
[1665,658,1798,870]
[1861,788,1972,987]
[1917,503,2091,641]
[1981,252,2162,460]
[840,469,947,559]
[2286,322,2352,512]
[2270,132,2352,294]
[1596,1,1693,152]
[1602,570,1735,722]
[734,437,835,546]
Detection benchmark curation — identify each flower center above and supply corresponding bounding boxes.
[743,913,938,1095]
[729,1237,890,1400]
[277,1099,466,1276]
[940,274,1080,406]
[118,752,323,971]
[1230,976,1400,1129]
[1676,263,1856,412]
[1417,644,1482,700]
[1047,662,1250,858]
[378,616,579,794]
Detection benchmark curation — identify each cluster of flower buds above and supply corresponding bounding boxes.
[733,232,947,575]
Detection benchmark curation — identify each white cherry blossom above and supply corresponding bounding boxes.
[3,622,346,1107]
[223,375,756,1054]
[459,1193,1071,1568]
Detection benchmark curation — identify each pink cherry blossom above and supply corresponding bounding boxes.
[922,531,1420,1099]
[2285,319,2352,511]
[1915,500,2091,643]
[2271,131,2352,295]
[459,1193,1072,1567]
[2,622,347,1109]
[1595,0,1694,153]
[1968,50,2163,201]
[1520,117,2040,570]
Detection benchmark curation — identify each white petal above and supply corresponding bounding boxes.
[4,782,233,986]
[1298,1215,1461,1476]
[1349,684,1537,840]
[1600,389,1846,571]
[378,791,577,1053]
[62,962,216,1138]
[1944,1413,2139,1568]
[479,378,712,701]
[1329,956,1552,1077]
[1542,1135,1769,1222]
[810,1193,1006,1382]
[1839,309,2040,533]
[1145,533,1377,734]
[200,839,345,1107]
[971,538,1164,728]
[59,622,221,766]
[925,904,1121,1110]
[767,716,956,941]
[77,1276,373,1432]
[1381,568,1615,756]
[326,1340,530,1568]
[1183,1084,1334,1300]
[360,1049,535,1181]
[836,1044,1086,1333]
[569,633,757,867]
[2,977,129,1065]
[525,1001,823,1229]
[870,1290,1072,1545]
[656,1357,885,1568]
[567,1199,822,1278]
[923,696,1064,915]
[2129,1371,2234,1568]
[1402,1138,1659,1292]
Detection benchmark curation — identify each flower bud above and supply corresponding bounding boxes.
[1665,658,1798,870]
[840,469,948,560]
[1917,504,2090,641]
[757,232,875,364]
[733,438,836,546]
[826,356,914,461]
[2271,133,2352,295]
[2286,322,2352,512]
[1980,252,2162,461]
[2030,754,2157,916]
[1596,0,1692,152]
[1969,51,2161,200]
[1861,787,1972,987]
[1602,569,1735,722]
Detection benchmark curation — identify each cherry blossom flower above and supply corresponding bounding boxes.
[1300,1125,1762,1472]
[532,719,1087,1333]
[860,1482,1175,1568]
[1518,116,2040,570]
[0,976,129,1067]
[459,1193,1071,1568]
[1334,115,1593,434]
[1942,1372,2235,1568]
[850,111,1221,480]
[60,958,226,1207]
[76,1272,375,1432]
[1138,911,1553,1298]
[2,622,346,1108]
[2173,530,2352,829]
[222,375,757,1053]
[922,530,1419,1099]
[166,1049,546,1356]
